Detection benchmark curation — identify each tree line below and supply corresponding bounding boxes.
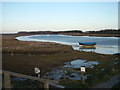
[17,29,119,35]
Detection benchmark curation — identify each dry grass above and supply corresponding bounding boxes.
[2,34,76,75]
[2,34,119,88]
[2,35,74,54]
[3,51,113,75]
[2,34,112,75]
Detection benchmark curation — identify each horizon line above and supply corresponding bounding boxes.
[1,28,119,34]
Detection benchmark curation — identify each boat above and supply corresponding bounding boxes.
[79,42,96,46]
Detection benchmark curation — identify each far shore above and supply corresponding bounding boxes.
[2,33,120,37]
[60,33,120,37]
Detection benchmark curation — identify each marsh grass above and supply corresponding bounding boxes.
[2,35,74,55]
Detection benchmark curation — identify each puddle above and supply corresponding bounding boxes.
[64,60,99,69]
[44,59,99,80]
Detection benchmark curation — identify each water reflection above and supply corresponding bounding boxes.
[72,44,118,54]
[79,45,96,52]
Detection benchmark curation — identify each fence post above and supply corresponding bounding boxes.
[4,72,11,88]
[28,52,31,56]
[11,52,13,56]
[81,72,85,84]
[44,80,49,90]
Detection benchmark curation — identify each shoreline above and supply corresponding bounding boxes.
[2,33,120,37]
[15,34,118,55]
[59,33,120,37]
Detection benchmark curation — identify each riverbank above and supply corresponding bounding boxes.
[15,29,120,37]
[59,33,120,37]
[2,34,120,88]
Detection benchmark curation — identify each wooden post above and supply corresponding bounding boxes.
[44,80,49,90]
[81,72,85,84]
[11,52,13,56]
[28,52,31,56]
[80,66,85,84]
[38,74,40,78]
[4,72,11,88]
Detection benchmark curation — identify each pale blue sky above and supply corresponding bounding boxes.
[2,2,118,33]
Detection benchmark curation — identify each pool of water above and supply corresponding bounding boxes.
[44,59,99,80]
[16,34,119,54]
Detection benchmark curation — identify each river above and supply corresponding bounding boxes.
[16,34,119,54]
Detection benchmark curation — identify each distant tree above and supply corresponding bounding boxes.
[58,30,83,33]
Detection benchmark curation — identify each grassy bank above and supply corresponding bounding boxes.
[2,34,120,88]
[2,35,74,55]
[59,33,120,37]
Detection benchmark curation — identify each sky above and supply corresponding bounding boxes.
[1,1,118,33]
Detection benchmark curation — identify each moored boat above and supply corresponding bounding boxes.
[79,42,96,46]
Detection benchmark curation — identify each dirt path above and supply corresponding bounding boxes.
[92,74,120,88]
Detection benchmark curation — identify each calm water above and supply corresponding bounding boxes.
[16,34,119,54]
[44,59,99,80]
